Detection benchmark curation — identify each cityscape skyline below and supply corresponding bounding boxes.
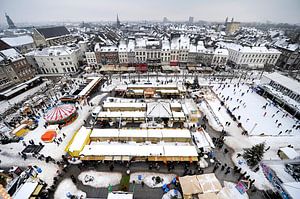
[0,0,300,25]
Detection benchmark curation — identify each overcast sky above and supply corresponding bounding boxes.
[1,0,300,24]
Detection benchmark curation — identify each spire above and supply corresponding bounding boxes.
[225,16,228,25]
[5,13,16,29]
[116,14,121,28]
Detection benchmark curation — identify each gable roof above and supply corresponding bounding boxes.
[1,35,33,47]
[0,40,11,51]
[35,26,70,39]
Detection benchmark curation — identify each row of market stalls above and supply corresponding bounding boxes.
[98,64,181,74]
[89,128,191,143]
[115,82,186,99]
[99,65,136,73]
[97,101,187,123]
[66,126,199,162]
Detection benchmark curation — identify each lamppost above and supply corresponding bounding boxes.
[249,123,258,135]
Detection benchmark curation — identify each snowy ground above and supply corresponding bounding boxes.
[77,170,122,188]
[200,83,300,190]
[217,181,249,199]
[212,83,298,136]
[130,172,176,188]
[54,178,86,199]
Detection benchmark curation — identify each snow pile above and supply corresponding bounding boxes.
[198,101,223,131]
[232,153,273,190]
[130,172,176,188]
[162,189,182,199]
[78,170,122,188]
[54,178,86,199]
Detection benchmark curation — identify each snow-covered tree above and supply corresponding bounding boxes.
[243,142,265,167]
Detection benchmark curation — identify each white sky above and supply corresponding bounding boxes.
[0,0,300,24]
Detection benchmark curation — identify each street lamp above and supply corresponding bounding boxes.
[249,123,258,135]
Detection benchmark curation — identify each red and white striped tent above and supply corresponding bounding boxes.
[45,104,77,124]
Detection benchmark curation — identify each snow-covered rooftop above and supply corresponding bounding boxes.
[0,48,24,62]
[90,128,191,139]
[280,147,300,160]
[263,72,300,95]
[135,38,147,48]
[147,102,172,118]
[161,39,170,51]
[99,45,118,52]
[171,35,190,50]
[217,42,281,54]
[68,126,91,153]
[78,77,102,97]
[282,182,300,199]
[107,192,134,199]
[80,143,198,157]
[103,102,146,109]
[31,45,79,57]
[1,35,34,47]
[214,48,228,56]
[13,181,39,199]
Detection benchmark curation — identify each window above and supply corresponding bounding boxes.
[59,57,62,60]
[55,68,58,73]
[63,68,66,72]
[53,63,56,66]
[61,62,64,66]
[65,62,68,65]
[68,57,70,59]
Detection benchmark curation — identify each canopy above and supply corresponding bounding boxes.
[147,102,172,118]
[45,104,76,122]
[41,130,57,142]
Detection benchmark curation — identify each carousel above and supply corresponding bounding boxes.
[44,104,78,125]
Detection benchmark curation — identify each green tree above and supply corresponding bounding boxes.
[243,142,265,167]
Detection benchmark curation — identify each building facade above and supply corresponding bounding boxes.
[0,48,35,90]
[217,42,281,68]
[211,48,229,67]
[85,51,97,67]
[32,45,80,74]
[94,44,119,65]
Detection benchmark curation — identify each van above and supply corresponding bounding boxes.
[92,106,102,118]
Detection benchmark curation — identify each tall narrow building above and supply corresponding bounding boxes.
[5,13,16,29]
[224,16,228,26]
[116,14,121,29]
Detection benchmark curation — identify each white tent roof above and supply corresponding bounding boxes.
[80,143,198,157]
[68,126,90,152]
[13,181,38,199]
[147,102,172,118]
[282,182,300,199]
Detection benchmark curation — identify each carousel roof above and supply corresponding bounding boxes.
[44,104,76,122]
